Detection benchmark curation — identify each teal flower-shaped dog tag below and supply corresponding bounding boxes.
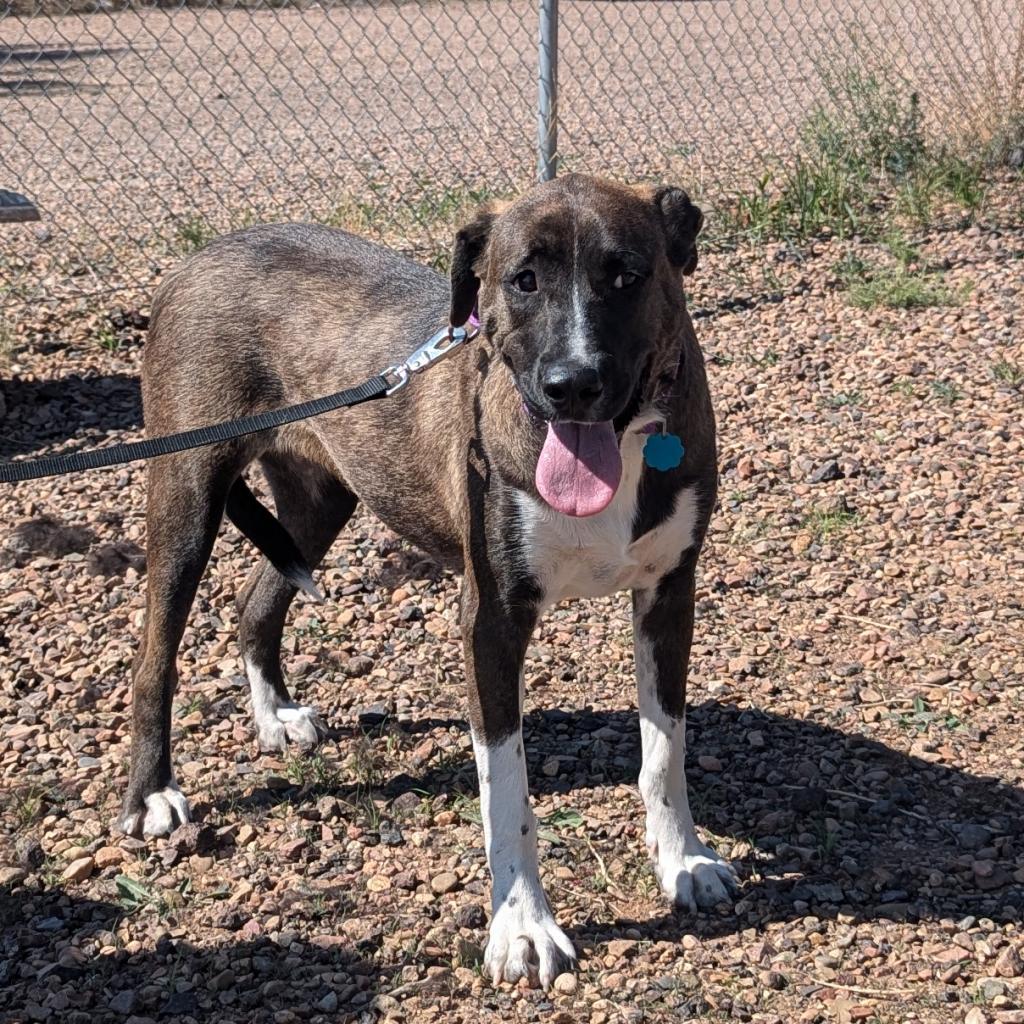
[643,432,685,471]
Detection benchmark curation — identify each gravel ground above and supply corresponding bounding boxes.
[1,187,1023,1022]
[2,2,1024,1022]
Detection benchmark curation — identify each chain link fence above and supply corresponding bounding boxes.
[1,0,1021,301]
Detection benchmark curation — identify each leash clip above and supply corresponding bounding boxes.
[383,321,479,395]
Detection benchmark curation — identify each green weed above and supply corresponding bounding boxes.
[824,390,863,408]
[537,807,584,846]
[802,507,860,540]
[992,359,1024,387]
[174,215,216,255]
[95,324,123,352]
[176,694,206,719]
[10,785,46,829]
[714,65,989,248]
[832,251,870,280]
[746,348,780,368]
[930,380,963,403]
[882,230,921,269]
[891,695,966,736]
[286,751,341,790]
[845,271,957,309]
[890,378,919,398]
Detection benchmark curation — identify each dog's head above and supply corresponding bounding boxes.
[449,173,702,428]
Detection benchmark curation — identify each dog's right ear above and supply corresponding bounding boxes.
[449,208,496,327]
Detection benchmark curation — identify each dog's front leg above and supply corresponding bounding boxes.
[461,574,576,989]
[634,555,738,910]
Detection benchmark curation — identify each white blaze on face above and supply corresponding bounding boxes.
[567,214,593,363]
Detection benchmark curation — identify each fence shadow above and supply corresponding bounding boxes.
[0,45,134,63]
[0,77,107,96]
[0,884,382,1021]
[0,44,134,96]
[0,372,141,458]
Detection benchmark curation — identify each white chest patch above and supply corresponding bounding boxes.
[516,416,700,606]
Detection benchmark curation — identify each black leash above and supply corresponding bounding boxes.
[0,322,476,485]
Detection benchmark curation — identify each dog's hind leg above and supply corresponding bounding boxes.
[236,453,357,752]
[121,451,242,837]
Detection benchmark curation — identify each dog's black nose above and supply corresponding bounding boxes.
[541,362,605,418]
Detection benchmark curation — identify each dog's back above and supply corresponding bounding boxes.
[144,222,448,434]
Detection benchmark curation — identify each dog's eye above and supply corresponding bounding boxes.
[613,272,640,290]
[514,270,538,293]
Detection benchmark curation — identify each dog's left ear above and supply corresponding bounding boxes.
[449,208,496,327]
[653,186,703,276]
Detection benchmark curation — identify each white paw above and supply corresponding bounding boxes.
[256,703,326,753]
[485,898,577,989]
[648,833,738,911]
[120,784,191,838]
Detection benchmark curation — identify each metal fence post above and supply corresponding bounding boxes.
[537,0,559,182]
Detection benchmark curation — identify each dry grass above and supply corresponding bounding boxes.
[920,0,1024,161]
[839,0,1024,163]
[0,314,13,370]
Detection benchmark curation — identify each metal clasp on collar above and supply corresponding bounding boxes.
[383,321,479,395]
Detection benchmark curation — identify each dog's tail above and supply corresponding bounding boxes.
[225,478,323,602]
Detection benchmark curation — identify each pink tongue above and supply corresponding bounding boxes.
[535,421,622,517]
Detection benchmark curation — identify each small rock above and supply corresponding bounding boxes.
[357,702,388,727]
[809,459,843,483]
[746,729,765,749]
[995,945,1023,978]
[956,824,991,851]
[346,657,375,680]
[167,822,216,856]
[378,820,404,846]
[108,990,136,1015]
[61,856,94,883]
[698,755,723,772]
[607,939,638,958]
[455,904,486,929]
[978,978,1007,1002]
[317,992,338,1013]
[790,786,827,813]
[280,838,307,862]
[15,836,45,870]
[0,865,27,887]
[553,973,577,994]
[966,1009,988,1024]
[94,846,124,870]
[430,871,460,895]
[211,968,235,991]
[162,993,197,1016]
[455,936,484,966]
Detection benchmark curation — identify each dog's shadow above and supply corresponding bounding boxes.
[0,887,381,1021]
[0,373,142,458]
[259,700,1023,940]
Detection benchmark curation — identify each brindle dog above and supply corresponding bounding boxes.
[121,174,735,988]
